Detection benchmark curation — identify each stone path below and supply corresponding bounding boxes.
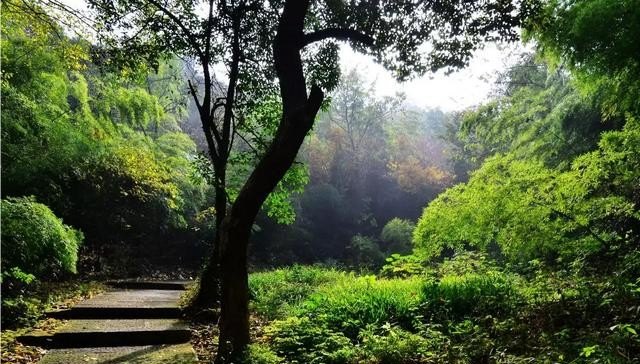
[19,280,198,364]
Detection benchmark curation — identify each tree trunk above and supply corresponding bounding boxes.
[194,168,227,308]
[216,1,324,360]
[216,213,251,362]
[194,7,240,311]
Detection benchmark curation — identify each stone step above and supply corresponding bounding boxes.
[19,319,191,349]
[47,307,182,319]
[75,289,185,307]
[106,280,193,291]
[48,289,184,319]
[38,343,198,364]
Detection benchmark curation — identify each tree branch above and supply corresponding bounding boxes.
[211,97,227,116]
[302,28,374,48]
[188,80,203,113]
[234,130,261,159]
[145,0,206,61]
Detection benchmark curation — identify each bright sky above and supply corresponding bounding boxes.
[339,42,529,111]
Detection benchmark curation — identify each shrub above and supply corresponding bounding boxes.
[436,251,501,277]
[360,324,447,364]
[380,254,428,278]
[1,197,82,279]
[264,317,358,364]
[380,218,415,254]
[1,293,42,328]
[299,276,424,339]
[239,344,283,364]
[1,280,104,328]
[1,267,36,294]
[249,265,347,319]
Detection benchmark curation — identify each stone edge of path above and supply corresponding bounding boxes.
[38,343,198,364]
[105,280,194,291]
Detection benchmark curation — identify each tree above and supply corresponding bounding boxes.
[380,218,415,254]
[87,0,274,306]
[525,0,640,117]
[442,55,616,182]
[86,0,535,359]
[324,68,400,182]
[216,0,534,358]
[1,0,211,276]
[413,119,639,266]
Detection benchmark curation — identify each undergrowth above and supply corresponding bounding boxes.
[237,255,639,364]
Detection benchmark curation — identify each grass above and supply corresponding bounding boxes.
[248,265,348,319]
[421,271,518,319]
[188,258,639,363]
[1,280,105,328]
[298,276,424,339]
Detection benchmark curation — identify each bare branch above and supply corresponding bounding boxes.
[39,0,99,35]
[234,130,261,159]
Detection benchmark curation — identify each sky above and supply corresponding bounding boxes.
[339,42,529,111]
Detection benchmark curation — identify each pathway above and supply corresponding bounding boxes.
[18,280,198,364]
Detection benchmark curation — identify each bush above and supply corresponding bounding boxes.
[1,280,104,329]
[1,197,82,279]
[299,276,424,339]
[380,218,415,254]
[1,267,36,294]
[239,344,283,364]
[360,324,448,364]
[264,317,358,364]
[0,295,42,328]
[436,251,501,277]
[380,254,427,278]
[249,265,347,319]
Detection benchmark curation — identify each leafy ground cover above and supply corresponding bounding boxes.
[189,261,639,363]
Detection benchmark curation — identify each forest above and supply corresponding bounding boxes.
[1,0,638,363]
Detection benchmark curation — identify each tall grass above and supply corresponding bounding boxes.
[249,265,348,319]
[298,276,424,339]
[249,256,637,363]
[421,272,518,319]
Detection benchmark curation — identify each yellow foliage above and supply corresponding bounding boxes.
[388,156,453,194]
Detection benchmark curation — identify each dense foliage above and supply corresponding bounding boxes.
[1,0,210,275]
[525,0,640,117]
[242,254,639,363]
[1,197,82,279]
